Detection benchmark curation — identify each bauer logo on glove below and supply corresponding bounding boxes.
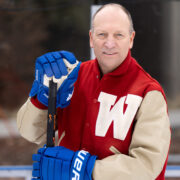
[29,50,81,108]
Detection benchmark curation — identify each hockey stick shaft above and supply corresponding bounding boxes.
[47,80,57,147]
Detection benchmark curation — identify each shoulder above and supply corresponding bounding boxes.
[130,57,165,97]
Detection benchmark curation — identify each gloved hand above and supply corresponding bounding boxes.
[29,50,81,108]
[32,146,97,180]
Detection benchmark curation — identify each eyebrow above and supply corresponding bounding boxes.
[95,29,125,34]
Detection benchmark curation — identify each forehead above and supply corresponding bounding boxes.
[93,6,130,31]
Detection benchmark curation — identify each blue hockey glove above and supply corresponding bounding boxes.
[32,146,97,180]
[29,51,81,108]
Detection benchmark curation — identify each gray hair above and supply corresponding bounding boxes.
[91,3,135,34]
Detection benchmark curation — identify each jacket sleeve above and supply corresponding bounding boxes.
[92,90,171,180]
[17,98,47,145]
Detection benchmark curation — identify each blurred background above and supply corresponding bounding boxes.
[0,0,180,179]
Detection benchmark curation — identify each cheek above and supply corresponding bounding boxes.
[118,40,131,51]
[92,40,102,50]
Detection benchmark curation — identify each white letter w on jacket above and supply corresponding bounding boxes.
[95,92,142,140]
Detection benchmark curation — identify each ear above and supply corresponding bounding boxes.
[89,30,94,48]
[129,31,135,49]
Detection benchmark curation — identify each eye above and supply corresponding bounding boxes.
[114,33,124,39]
[96,32,107,39]
[98,33,105,37]
[116,33,122,37]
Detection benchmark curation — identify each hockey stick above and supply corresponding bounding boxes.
[47,80,57,147]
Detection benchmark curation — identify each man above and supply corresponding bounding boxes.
[17,3,171,180]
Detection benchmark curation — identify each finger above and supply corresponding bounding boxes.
[60,51,76,64]
[45,53,62,78]
[43,62,54,77]
[32,169,40,177]
[36,55,48,64]
[52,51,62,59]
[32,154,41,162]
[38,147,46,154]
[37,55,53,77]
[33,162,40,170]
[51,62,62,78]
[57,58,68,76]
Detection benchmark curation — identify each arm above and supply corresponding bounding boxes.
[17,98,47,145]
[17,50,81,145]
[92,90,171,180]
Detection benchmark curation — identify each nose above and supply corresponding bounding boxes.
[104,36,116,49]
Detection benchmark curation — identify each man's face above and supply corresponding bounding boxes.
[89,6,135,74]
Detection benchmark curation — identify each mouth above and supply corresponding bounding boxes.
[103,52,118,56]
